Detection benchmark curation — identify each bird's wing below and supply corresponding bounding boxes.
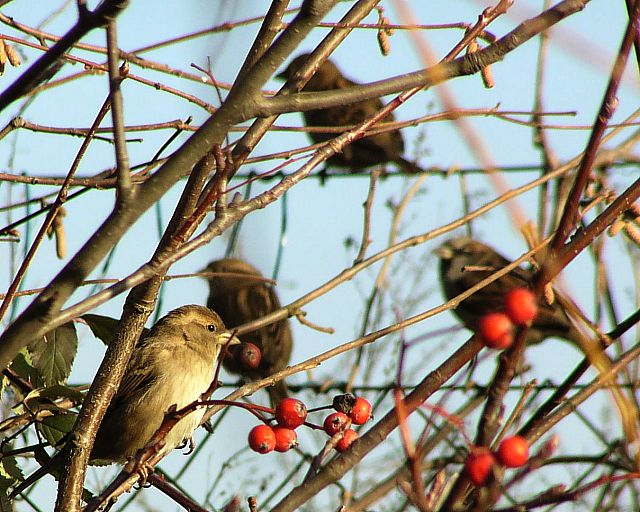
[245,285,281,337]
[245,285,292,369]
[110,356,159,409]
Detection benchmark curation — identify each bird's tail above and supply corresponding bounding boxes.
[268,379,289,408]
[394,156,425,174]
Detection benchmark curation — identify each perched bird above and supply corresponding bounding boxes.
[11,305,236,497]
[204,258,292,405]
[436,237,582,345]
[278,53,422,173]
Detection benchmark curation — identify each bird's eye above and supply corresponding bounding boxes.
[207,324,217,332]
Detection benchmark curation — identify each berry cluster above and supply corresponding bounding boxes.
[465,435,530,486]
[477,287,538,349]
[247,394,372,455]
[323,394,372,452]
[248,398,306,454]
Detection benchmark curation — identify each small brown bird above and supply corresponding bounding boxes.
[11,305,236,497]
[204,258,292,405]
[278,53,422,173]
[436,237,582,345]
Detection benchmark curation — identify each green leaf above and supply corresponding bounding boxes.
[21,385,84,418]
[28,322,78,386]
[81,313,120,346]
[0,456,22,509]
[0,455,22,486]
[23,384,84,405]
[36,413,77,448]
[0,492,12,512]
[9,351,44,392]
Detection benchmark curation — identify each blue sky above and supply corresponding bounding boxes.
[1,1,639,509]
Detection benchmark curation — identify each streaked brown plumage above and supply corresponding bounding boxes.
[436,237,582,345]
[278,53,422,173]
[204,258,292,405]
[11,305,236,497]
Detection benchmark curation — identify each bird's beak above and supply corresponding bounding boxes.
[220,331,241,346]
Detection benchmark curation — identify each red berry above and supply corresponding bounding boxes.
[478,312,514,349]
[505,288,538,326]
[349,397,372,425]
[275,398,308,429]
[497,435,529,468]
[465,447,495,486]
[335,429,358,452]
[235,342,262,370]
[273,426,298,452]
[248,425,276,454]
[323,412,350,436]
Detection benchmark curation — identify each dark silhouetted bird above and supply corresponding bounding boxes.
[204,258,292,405]
[436,237,582,345]
[278,53,422,173]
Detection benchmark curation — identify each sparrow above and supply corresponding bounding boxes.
[204,258,292,405]
[277,53,422,173]
[436,237,582,345]
[11,305,237,497]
